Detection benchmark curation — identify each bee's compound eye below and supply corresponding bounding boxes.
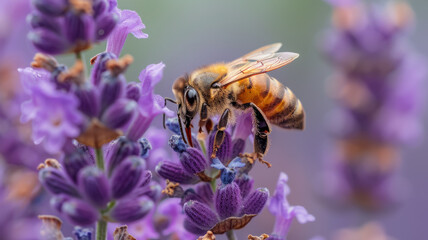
[185,88,198,108]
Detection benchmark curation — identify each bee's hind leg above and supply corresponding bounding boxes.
[240,103,272,168]
[211,108,230,159]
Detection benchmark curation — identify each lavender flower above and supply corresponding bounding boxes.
[19,67,83,154]
[38,154,153,226]
[267,172,314,240]
[125,62,174,141]
[28,0,120,54]
[322,1,426,208]
[157,114,251,185]
[176,160,268,235]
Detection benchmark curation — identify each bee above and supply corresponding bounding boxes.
[165,43,304,166]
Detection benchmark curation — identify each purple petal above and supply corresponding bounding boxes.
[106,9,148,56]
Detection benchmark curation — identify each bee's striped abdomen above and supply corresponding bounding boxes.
[234,74,304,130]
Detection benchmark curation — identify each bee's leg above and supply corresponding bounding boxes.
[240,103,272,168]
[198,103,208,133]
[211,108,230,159]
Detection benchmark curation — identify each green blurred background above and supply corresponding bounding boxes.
[60,0,428,239]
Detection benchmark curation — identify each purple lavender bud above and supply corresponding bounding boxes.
[99,73,126,113]
[241,188,269,215]
[111,156,146,199]
[74,84,100,117]
[234,175,254,199]
[39,168,79,197]
[106,136,141,176]
[109,198,153,223]
[231,138,245,159]
[155,161,197,184]
[62,199,99,226]
[139,138,152,158]
[78,166,110,208]
[215,182,242,219]
[180,148,207,174]
[91,52,117,86]
[101,99,137,129]
[168,135,187,153]
[196,183,214,205]
[126,82,142,102]
[32,0,68,16]
[95,12,118,41]
[63,148,93,183]
[64,12,95,44]
[183,218,207,235]
[93,0,108,18]
[208,130,232,164]
[184,200,218,230]
[50,195,70,213]
[28,29,69,54]
[28,13,61,34]
[165,118,181,135]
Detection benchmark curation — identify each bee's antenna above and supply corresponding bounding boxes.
[163,97,177,129]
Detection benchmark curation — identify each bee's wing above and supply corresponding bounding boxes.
[219,45,299,88]
[229,43,283,65]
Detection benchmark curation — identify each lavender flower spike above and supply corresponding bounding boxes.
[268,172,314,239]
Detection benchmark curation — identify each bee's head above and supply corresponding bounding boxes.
[172,75,199,147]
[182,85,199,126]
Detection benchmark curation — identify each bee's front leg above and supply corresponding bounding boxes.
[211,108,230,159]
[241,103,272,168]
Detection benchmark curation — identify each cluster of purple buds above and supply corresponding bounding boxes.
[29,0,119,54]
[157,116,252,184]
[322,1,426,208]
[19,52,138,154]
[182,166,269,235]
[156,116,272,236]
[38,144,155,226]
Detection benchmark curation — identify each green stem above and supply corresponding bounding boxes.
[96,219,107,240]
[226,230,237,240]
[95,148,107,240]
[95,148,104,170]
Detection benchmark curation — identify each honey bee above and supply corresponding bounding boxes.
[165,43,304,166]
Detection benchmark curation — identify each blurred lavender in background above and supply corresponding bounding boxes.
[322,1,426,209]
